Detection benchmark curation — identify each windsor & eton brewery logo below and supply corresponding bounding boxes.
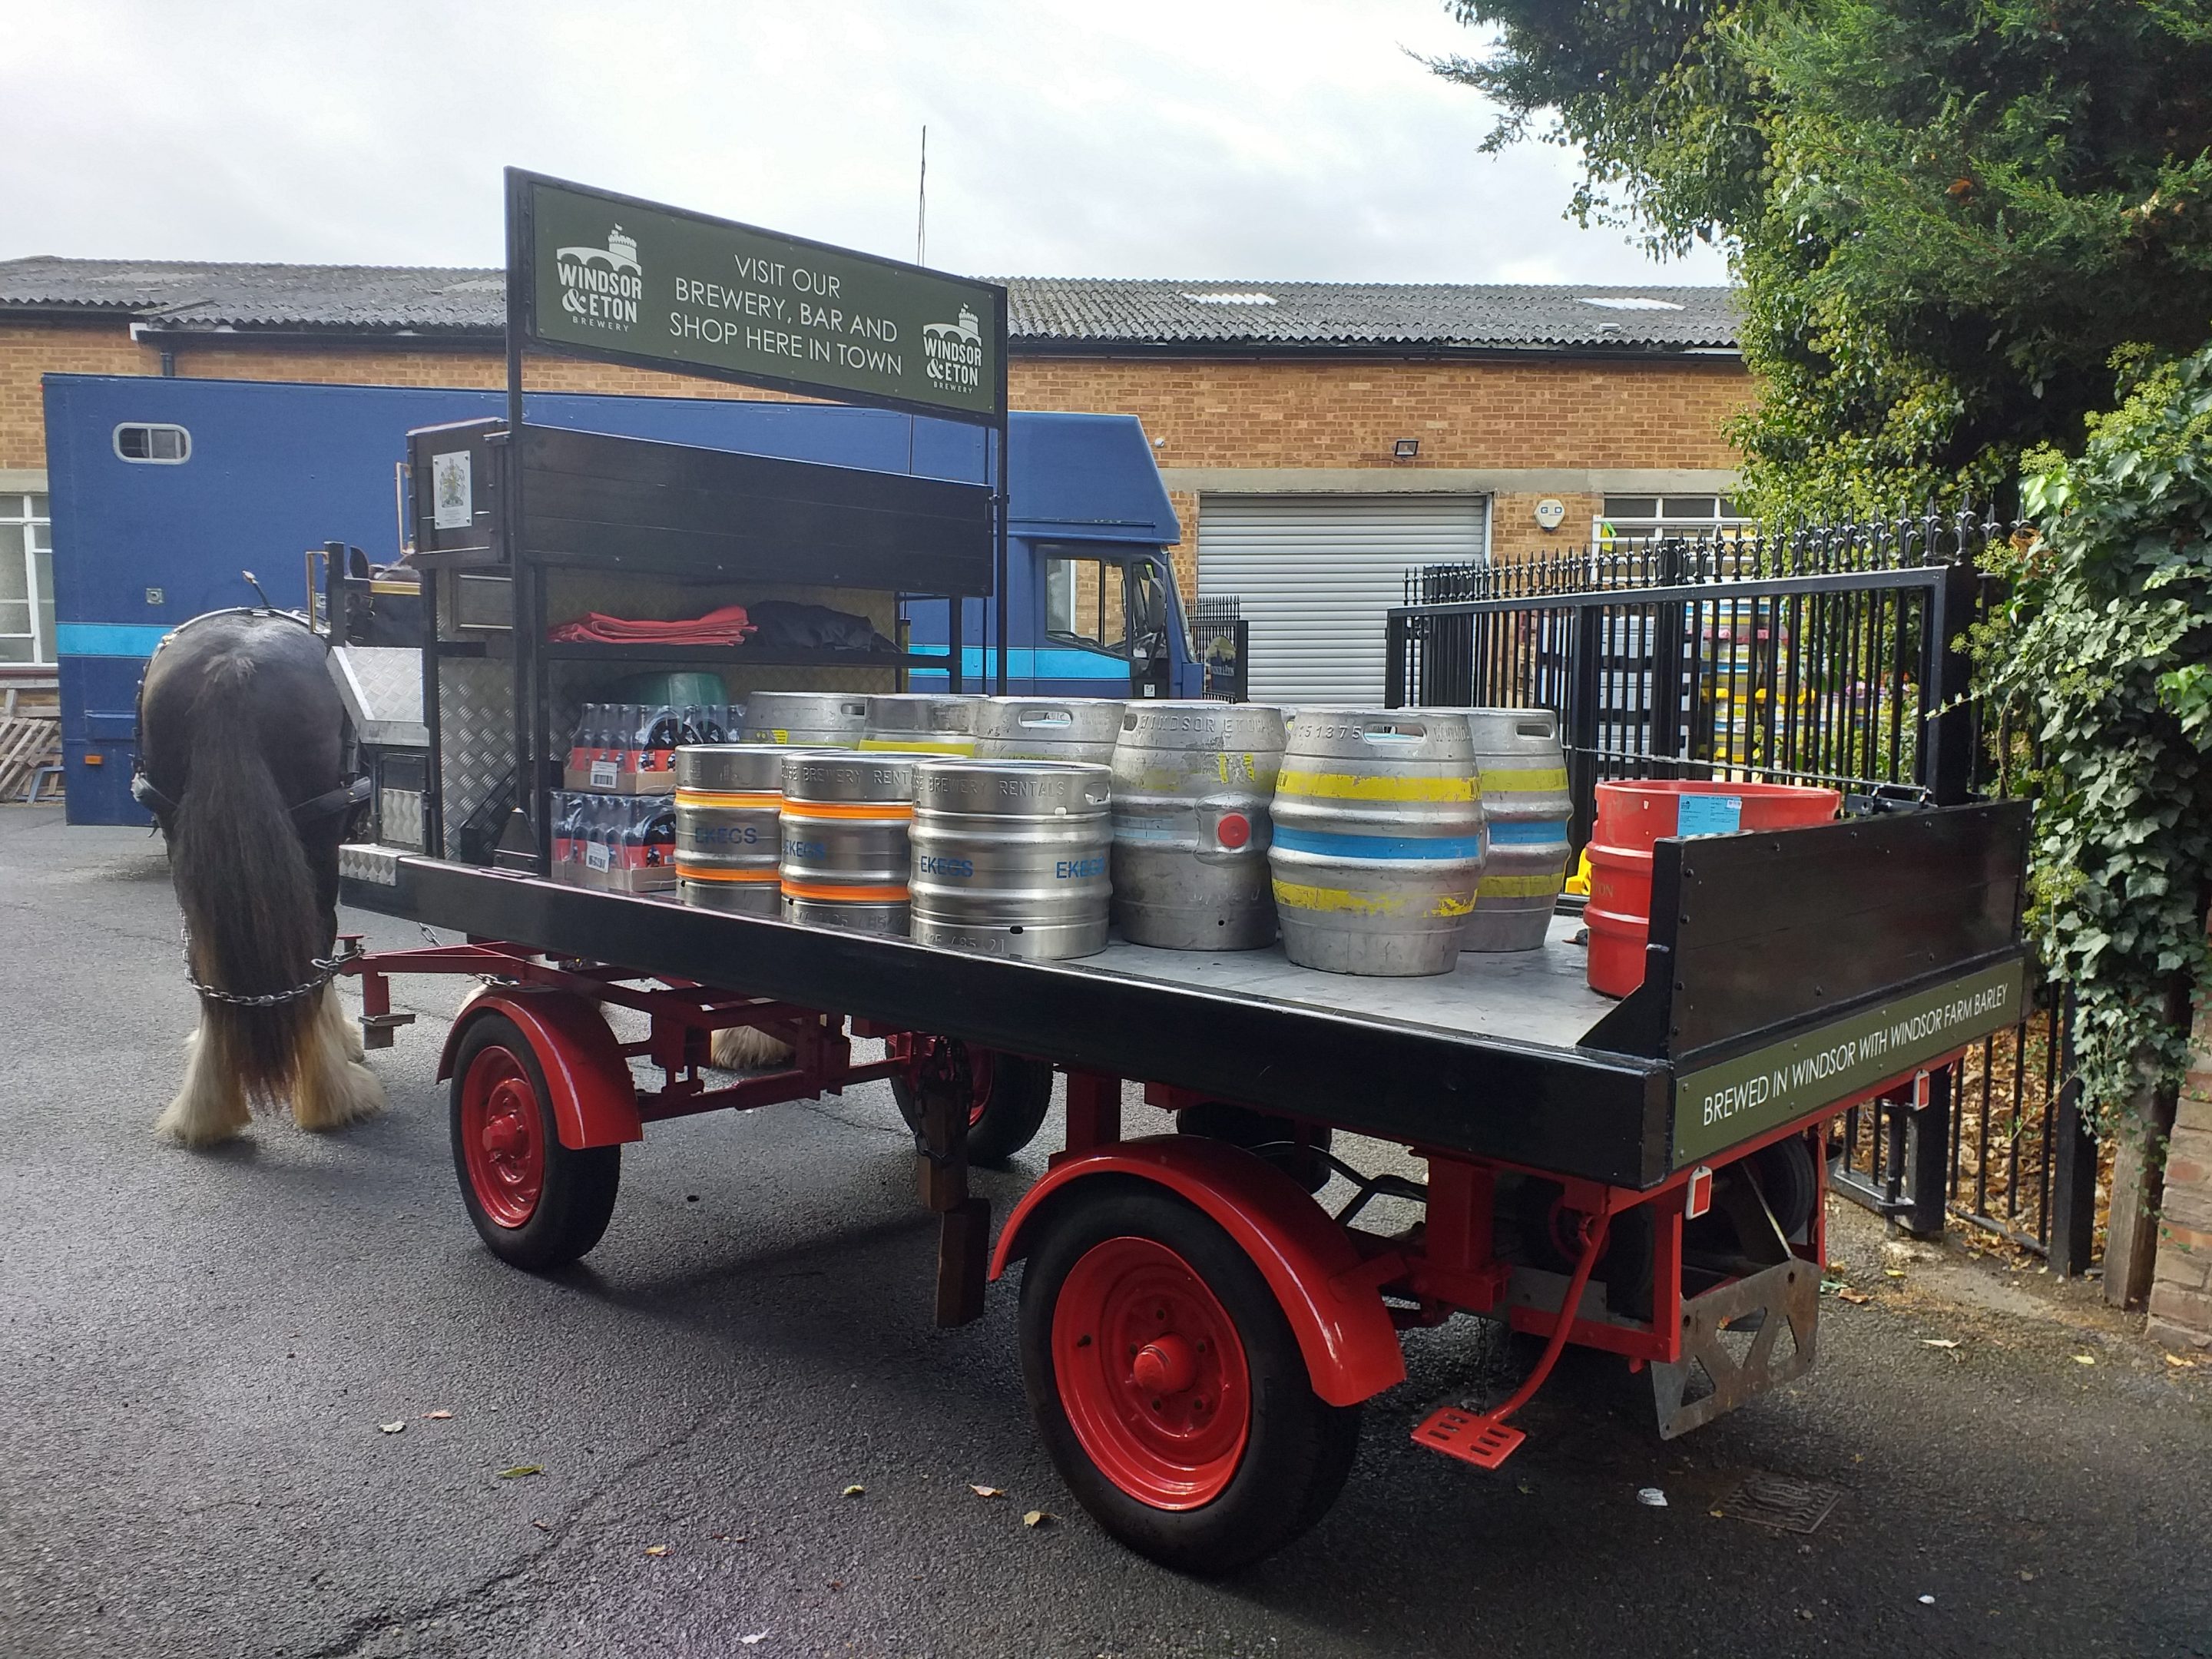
[555,225,641,333]
[922,304,984,393]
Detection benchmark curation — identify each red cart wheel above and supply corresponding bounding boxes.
[1051,1235,1251,1508]
[1018,1185,1361,1575]
[892,1048,1053,1166]
[449,1015,621,1270]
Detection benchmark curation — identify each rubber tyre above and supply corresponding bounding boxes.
[449,1014,621,1271]
[1750,1134,1820,1243]
[892,1050,1055,1167]
[1018,1185,1363,1575]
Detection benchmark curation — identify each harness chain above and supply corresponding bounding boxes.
[180,926,353,1008]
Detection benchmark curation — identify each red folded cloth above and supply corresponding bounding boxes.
[548,604,756,645]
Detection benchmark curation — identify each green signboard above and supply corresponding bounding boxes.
[1671,956,2027,1165]
[513,172,1005,424]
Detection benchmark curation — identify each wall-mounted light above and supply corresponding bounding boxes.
[1392,439,1419,460]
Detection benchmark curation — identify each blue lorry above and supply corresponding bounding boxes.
[43,373,1222,824]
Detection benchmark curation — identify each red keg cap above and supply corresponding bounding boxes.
[1216,812,1251,849]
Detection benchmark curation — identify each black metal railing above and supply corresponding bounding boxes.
[1188,594,1249,703]
[1384,510,2100,1270]
[1388,512,1984,846]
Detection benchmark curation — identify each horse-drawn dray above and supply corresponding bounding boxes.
[134,172,2034,1574]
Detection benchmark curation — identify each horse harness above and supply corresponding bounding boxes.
[128,605,373,833]
[134,606,373,1009]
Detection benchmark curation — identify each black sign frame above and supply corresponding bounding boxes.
[505,169,1008,427]
[498,166,1012,708]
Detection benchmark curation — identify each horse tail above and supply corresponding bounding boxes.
[170,654,325,1104]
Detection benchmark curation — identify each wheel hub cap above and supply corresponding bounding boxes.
[1131,1334,1198,1396]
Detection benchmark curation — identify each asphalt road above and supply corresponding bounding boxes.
[3,806,2208,1658]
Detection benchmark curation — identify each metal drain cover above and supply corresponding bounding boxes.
[1717,1471,1842,1533]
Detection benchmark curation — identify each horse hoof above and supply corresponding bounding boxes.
[154,1098,250,1147]
[711,1025,794,1070]
[293,1062,386,1134]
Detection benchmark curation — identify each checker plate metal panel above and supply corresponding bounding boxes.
[435,657,514,859]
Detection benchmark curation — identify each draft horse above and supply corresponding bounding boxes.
[134,608,383,1144]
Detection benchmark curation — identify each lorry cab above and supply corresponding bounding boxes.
[899,409,1218,701]
[902,536,1200,701]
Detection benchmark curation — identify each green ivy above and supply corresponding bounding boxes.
[1970,344,2212,1125]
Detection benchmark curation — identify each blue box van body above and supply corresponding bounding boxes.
[43,374,1199,824]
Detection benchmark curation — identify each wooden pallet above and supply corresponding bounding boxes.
[0,714,61,801]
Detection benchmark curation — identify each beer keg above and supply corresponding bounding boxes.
[779,753,919,935]
[1109,701,1287,950]
[1269,709,1485,976]
[673,743,802,916]
[859,694,979,757]
[1457,709,1571,952]
[741,691,869,747]
[909,759,1113,960]
[972,697,1123,767]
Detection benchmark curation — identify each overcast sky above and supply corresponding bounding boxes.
[3,0,1730,287]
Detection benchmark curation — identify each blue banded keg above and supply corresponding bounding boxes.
[1269,709,1485,976]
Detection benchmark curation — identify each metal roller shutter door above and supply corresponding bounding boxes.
[1196,493,1487,704]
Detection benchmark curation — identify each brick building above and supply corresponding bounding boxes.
[0,257,1750,694]
[7,258,2209,1349]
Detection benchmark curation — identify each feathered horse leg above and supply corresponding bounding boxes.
[154,1010,253,1146]
[291,982,386,1132]
[711,1025,795,1069]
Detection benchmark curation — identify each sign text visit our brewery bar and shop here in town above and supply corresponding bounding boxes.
[512,171,1007,425]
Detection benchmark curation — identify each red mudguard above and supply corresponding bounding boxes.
[438,985,642,1151]
[990,1135,1405,1408]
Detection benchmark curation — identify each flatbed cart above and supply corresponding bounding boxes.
[335,798,2030,1573]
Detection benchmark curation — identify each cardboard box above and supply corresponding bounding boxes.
[563,759,677,795]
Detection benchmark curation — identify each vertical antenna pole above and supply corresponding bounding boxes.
[916,124,929,265]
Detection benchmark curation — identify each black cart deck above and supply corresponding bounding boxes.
[341,799,2032,1192]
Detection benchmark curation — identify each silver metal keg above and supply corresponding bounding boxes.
[1269,708,1486,976]
[859,693,979,756]
[674,743,799,916]
[972,697,1124,767]
[1109,700,1287,950]
[741,691,869,747]
[909,760,1113,960]
[779,753,919,935]
[1456,708,1571,952]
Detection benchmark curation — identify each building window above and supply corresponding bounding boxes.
[1597,495,1750,540]
[0,494,54,664]
[114,423,191,464]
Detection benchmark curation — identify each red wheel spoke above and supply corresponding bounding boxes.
[1051,1235,1250,1510]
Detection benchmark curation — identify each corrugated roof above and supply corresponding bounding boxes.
[1004,279,1736,351]
[0,256,1737,353]
[0,256,503,333]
